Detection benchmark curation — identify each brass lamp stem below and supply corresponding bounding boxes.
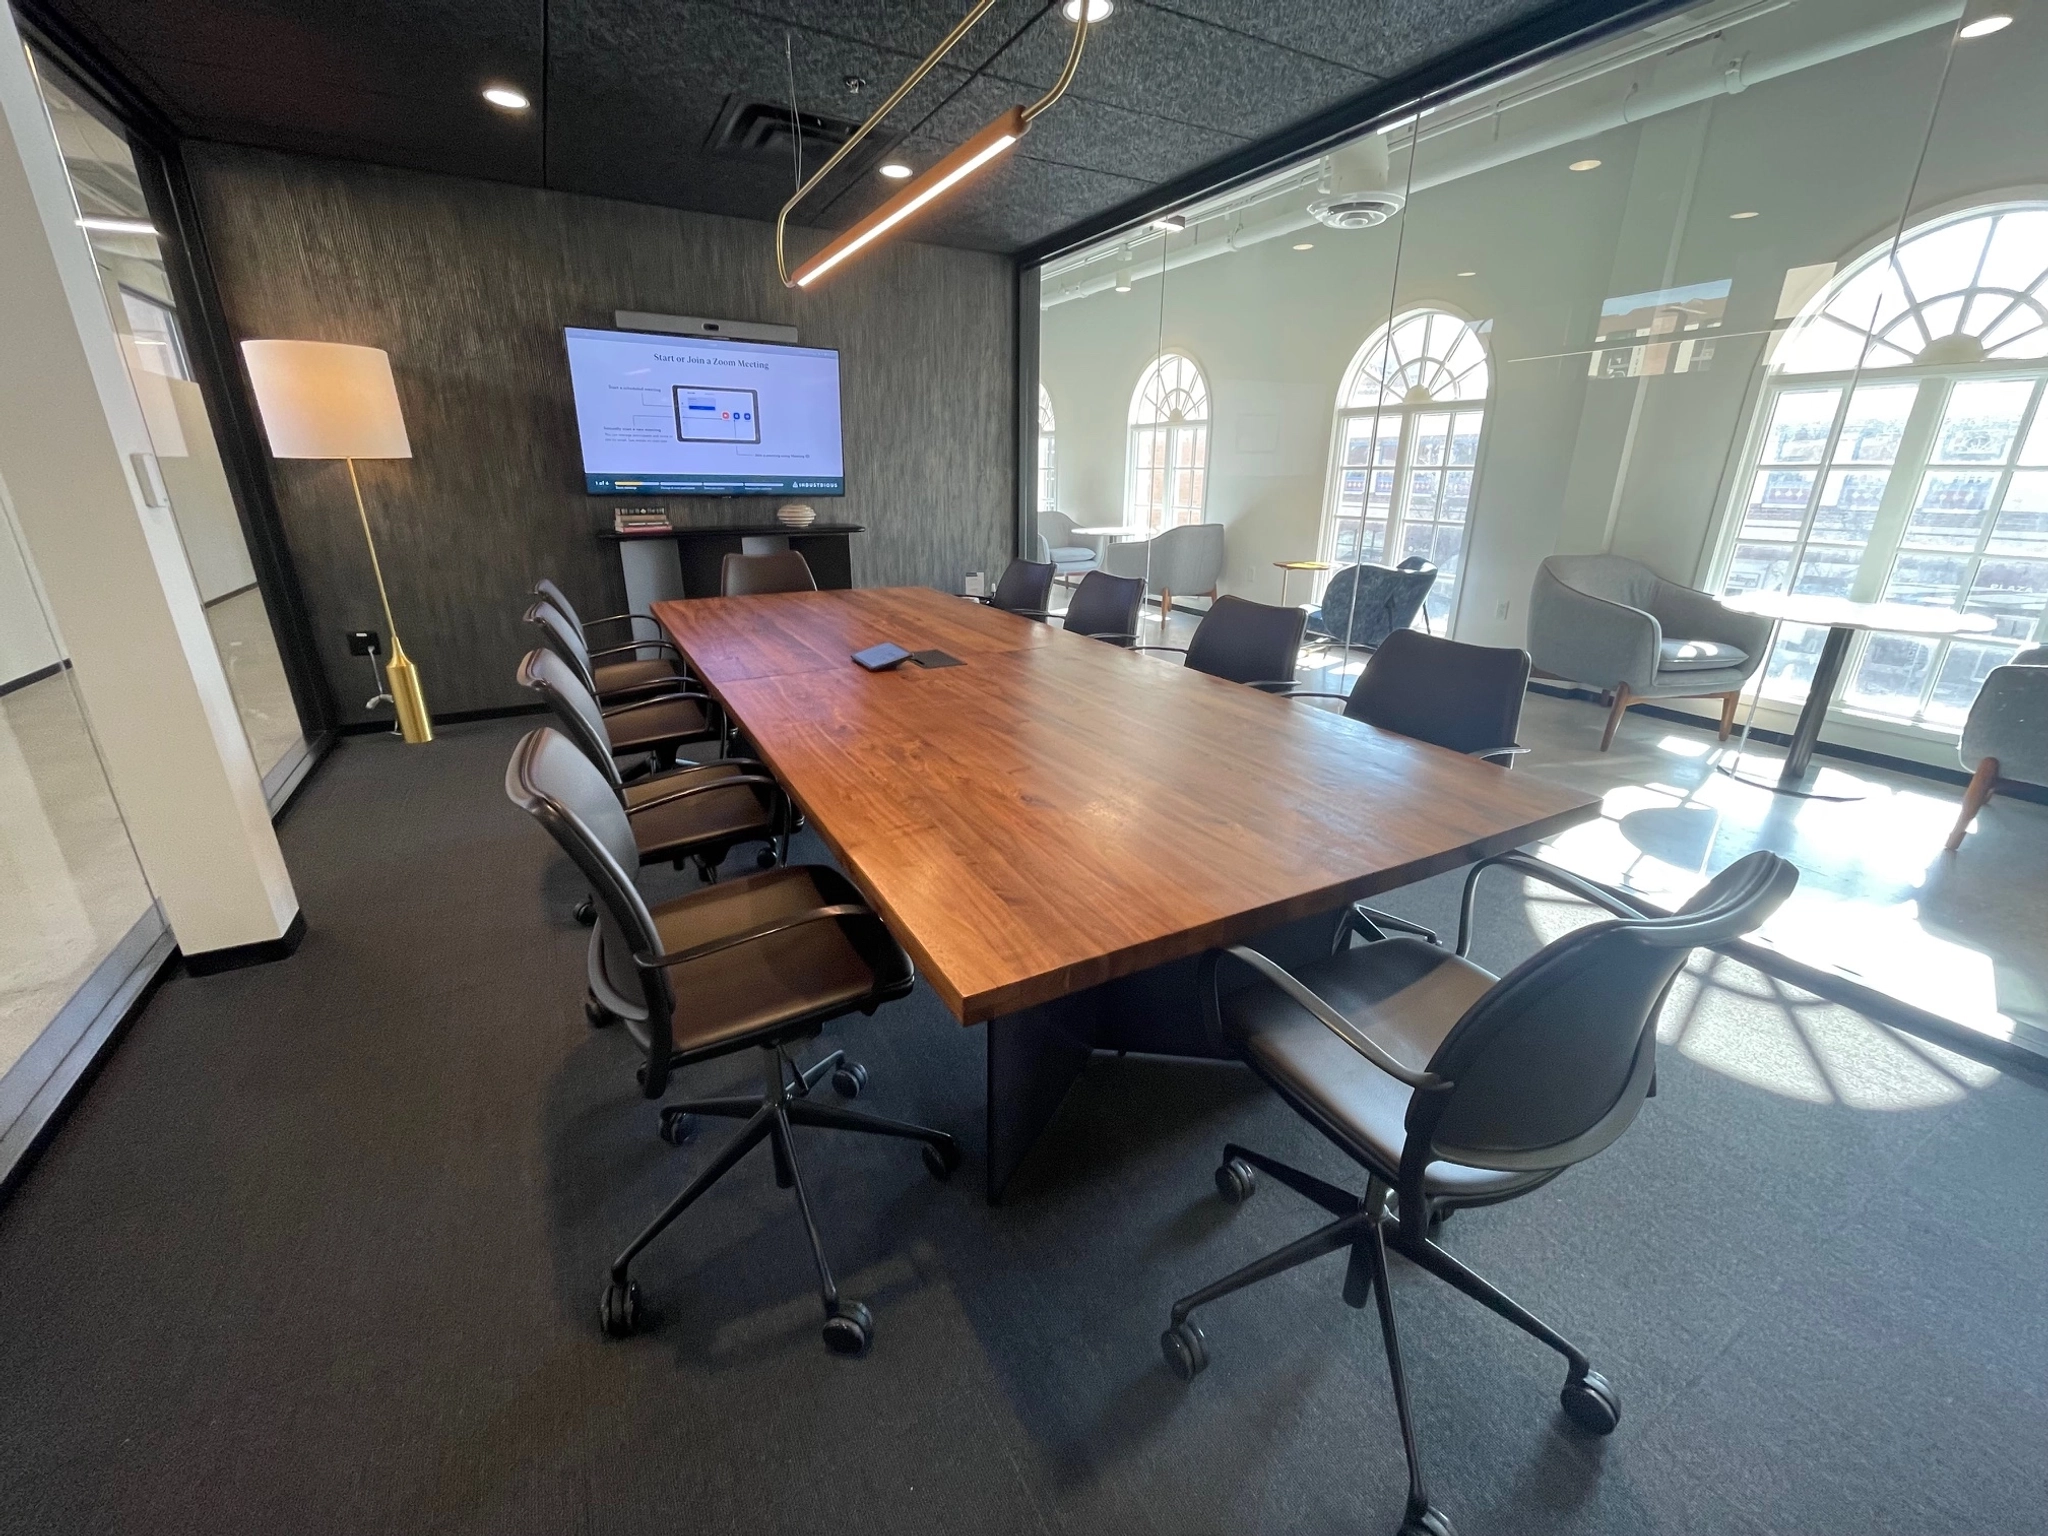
[346,456,433,744]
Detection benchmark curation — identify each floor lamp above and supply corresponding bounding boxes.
[241,339,432,744]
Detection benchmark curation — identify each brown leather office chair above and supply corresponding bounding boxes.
[525,604,719,768]
[518,647,786,907]
[505,726,960,1356]
[527,588,684,703]
[1166,850,1797,1536]
[721,550,817,596]
[1134,594,1305,690]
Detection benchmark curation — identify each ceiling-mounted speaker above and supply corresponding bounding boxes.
[1308,191,1406,230]
[1308,135,1405,230]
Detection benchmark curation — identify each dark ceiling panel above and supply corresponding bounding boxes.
[30,0,1620,256]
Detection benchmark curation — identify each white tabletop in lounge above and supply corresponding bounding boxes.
[1723,592,1997,638]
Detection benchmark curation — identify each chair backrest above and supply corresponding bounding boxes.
[534,577,583,633]
[1039,509,1080,549]
[722,550,817,596]
[1183,595,1305,687]
[1342,627,1530,757]
[526,600,600,693]
[1149,522,1226,591]
[990,558,1056,616]
[505,727,675,1073]
[1409,850,1797,1182]
[1541,553,1659,613]
[1313,561,1438,649]
[516,647,623,788]
[1061,570,1145,645]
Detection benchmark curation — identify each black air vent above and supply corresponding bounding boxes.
[708,97,890,166]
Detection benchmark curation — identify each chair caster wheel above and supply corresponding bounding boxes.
[599,1278,641,1338]
[573,897,596,927]
[831,1061,869,1099]
[1560,1369,1621,1435]
[922,1139,961,1181]
[1161,1319,1208,1381]
[584,993,615,1029]
[1215,1156,1256,1205]
[822,1300,873,1357]
[756,848,778,869]
[1398,1505,1456,1536]
[658,1110,697,1147]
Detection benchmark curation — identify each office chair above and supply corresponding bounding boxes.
[1056,570,1146,646]
[1165,849,1797,1536]
[1133,594,1305,690]
[722,550,817,596]
[525,604,720,768]
[519,646,785,897]
[529,584,687,703]
[1288,628,1533,947]
[506,726,961,1355]
[982,557,1057,618]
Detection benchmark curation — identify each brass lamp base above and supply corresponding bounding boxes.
[386,639,433,744]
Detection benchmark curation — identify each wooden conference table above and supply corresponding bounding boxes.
[653,586,1600,1201]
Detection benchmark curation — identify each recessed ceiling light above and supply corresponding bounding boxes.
[878,161,913,179]
[77,216,157,235]
[1729,210,1760,219]
[1293,242,1314,251]
[1456,270,1477,277]
[482,85,530,111]
[1061,0,1113,20]
[1568,158,1602,171]
[1959,14,2013,37]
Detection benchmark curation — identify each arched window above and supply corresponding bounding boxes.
[1717,203,2048,727]
[1126,352,1210,531]
[1037,383,1057,513]
[1320,309,1490,629]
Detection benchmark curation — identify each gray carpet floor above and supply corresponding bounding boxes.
[2,717,2044,1536]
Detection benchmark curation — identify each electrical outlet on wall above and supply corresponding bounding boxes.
[1495,599,1512,620]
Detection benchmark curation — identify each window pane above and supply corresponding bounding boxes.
[1926,641,2022,725]
[1441,469,1473,522]
[1358,520,1388,564]
[1845,633,1938,716]
[1834,383,1916,463]
[1903,470,1997,548]
[1990,471,2048,555]
[1337,467,1367,512]
[1411,413,1450,468]
[2020,398,2048,465]
[1761,389,1841,463]
[1964,556,2048,640]
[1368,468,1395,517]
[1724,541,1794,595]
[1933,378,2035,462]
[1812,468,1887,543]
[1449,411,1482,466]
[1791,546,1862,598]
[1406,468,1441,518]
[1885,550,1968,606]
[1341,417,1377,466]
[1760,622,1827,698]
[1740,468,1817,540]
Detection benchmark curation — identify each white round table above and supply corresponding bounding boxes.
[1721,592,1996,788]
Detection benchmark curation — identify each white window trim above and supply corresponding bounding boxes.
[1124,350,1212,531]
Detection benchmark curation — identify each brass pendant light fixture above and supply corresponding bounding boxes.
[776,2,1095,289]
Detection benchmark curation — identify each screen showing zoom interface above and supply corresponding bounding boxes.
[564,327,845,496]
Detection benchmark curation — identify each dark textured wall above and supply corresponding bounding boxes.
[184,144,1016,722]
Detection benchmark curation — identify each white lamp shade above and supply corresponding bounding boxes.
[241,339,412,460]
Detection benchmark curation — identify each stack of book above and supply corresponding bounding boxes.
[613,508,673,536]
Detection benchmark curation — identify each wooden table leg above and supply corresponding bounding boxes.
[1781,624,1854,783]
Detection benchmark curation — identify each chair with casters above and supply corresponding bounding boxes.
[1055,570,1146,646]
[1305,558,1438,653]
[519,647,787,900]
[1132,594,1305,690]
[1528,554,1772,751]
[1104,522,1226,619]
[505,726,961,1355]
[1163,849,1797,1536]
[525,603,720,769]
[722,550,817,596]
[530,581,687,703]
[1286,628,1532,944]
[982,557,1057,618]
[1945,644,2048,850]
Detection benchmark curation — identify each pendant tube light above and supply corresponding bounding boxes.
[775,1,1091,288]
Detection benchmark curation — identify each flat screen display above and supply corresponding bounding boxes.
[564,327,844,496]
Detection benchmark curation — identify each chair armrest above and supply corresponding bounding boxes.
[1222,946,1442,1089]
[600,684,712,717]
[1467,744,1529,764]
[588,638,682,662]
[1281,690,1353,704]
[635,903,872,971]
[1529,566,1660,691]
[582,612,667,638]
[1246,679,1301,693]
[1127,645,1189,656]
[1455,851,1657,957]
[1650,580,1773,662]
[1072,629,1139,645]
[625,772,782,816]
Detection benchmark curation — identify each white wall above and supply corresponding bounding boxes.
[1040,6,2044,764]
[0,484,64,685]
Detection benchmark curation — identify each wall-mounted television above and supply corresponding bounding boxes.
[564,326,844,496]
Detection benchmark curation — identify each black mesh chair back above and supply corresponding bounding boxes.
[526,599,602,694]
[990,558,1056,616]
[1061,570,1145,645]
[722,550,817,596]
[1183,595,1306,688]
[1311,559,1438,649]
[1343,627,1531,758]
[506,726,675,1053]
[1413,850,1796,1181]
[517,647,624,788]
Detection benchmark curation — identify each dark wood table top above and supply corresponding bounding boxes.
[654,587,1601,1023]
